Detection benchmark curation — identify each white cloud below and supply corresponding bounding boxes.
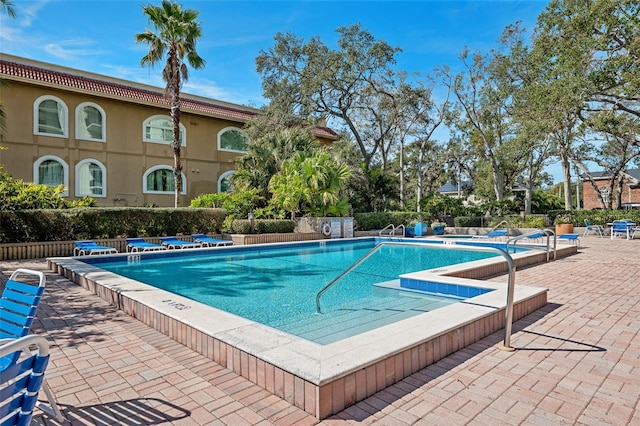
[44,39,101,61]
[15,0,51,28]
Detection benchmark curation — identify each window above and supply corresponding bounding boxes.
[33,155,68,195]
[76,103,105,141]
[600,187,610,204]
[75,159,106,197]
[218,170,235,193]
[143,115,185,145]
[143,166,186,194]
[218,127,248,153]
[34,95,67,137]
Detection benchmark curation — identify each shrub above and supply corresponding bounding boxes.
[0,208,227,243]
[230,219,295,234]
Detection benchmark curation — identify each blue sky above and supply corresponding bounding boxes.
[2,0,563,179]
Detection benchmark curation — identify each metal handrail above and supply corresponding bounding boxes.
[506,228,557,261]
[394,224,406,237]
[314,241,518,351]
[378,224,395,237]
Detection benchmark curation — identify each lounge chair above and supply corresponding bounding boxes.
[583,219,606,237]
[126,237,167,252]
[0,269,65,423]
[74,240,118,256]
[558,233,580,246]
[0,335,65,423]
[0,269,47,371]
[524,231,545,243]
[191,234,233,247]
[159,236,202,249]
[473,229,508,240]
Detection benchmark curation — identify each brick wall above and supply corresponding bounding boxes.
[582,178,640,209]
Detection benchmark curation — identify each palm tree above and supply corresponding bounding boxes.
[135,0,205,207]
[1,0,16,134]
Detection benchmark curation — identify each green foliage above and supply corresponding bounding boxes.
[191,189,262,221]
[453,216,482,227]
[229,219,295,234]
[548,209,640,227]
[354,212,427,231]
[419,192,466,220]
[269,150,351,218]
[0,208,227,243]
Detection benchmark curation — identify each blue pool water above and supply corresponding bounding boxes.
[82,239,497,343]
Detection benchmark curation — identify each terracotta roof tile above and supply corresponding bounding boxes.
[0,58,255,122]
[0,57,338,140]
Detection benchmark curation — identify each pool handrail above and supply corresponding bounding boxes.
[314,241,518,351]
[378,224,405,237]
[506,228,557,261]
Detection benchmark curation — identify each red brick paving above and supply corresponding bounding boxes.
[1,235,638,425]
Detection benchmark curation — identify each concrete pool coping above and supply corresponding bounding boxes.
[48,239,576,418]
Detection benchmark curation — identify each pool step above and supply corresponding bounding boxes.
[272,290,455,344]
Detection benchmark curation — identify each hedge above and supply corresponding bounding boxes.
[230,219,295,234]
[0,208,227,243]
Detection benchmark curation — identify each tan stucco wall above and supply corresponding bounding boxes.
[0,81,242,207]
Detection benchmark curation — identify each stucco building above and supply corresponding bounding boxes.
[581,169,640,210]
[0,54,337,207]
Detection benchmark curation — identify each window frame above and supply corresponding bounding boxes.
[75,159,107,198]
[217,126,249,154]
[33,155,69,196]
[33,95,68,138]
[75,102,106,142]
[218,170,236,193]
[142,115,186,146]
[143,165,187,195]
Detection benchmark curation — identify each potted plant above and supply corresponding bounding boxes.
[554,214,574,236]
[431,221,446,235]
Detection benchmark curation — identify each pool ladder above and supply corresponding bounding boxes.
[378,223,405,237]
[314,241,519,350]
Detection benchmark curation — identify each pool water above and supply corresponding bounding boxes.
[83,239,497,343]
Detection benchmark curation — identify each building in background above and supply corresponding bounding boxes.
[581,169,640,210]
[0,54,337,207]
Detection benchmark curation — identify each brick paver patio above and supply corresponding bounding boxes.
[1,235,638,425]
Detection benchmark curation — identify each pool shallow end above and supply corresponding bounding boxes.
[48,252,548,419]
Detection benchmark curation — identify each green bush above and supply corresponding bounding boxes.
[454,216,482,227]
[0,208,227,243]
[230,219,295,234]
[354,212,427,231]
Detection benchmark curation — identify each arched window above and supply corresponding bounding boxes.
[218,127,248,153]
[143,165,186,194]
[33,95,68,137]
[75,159,106,197]
[218,170,235,193]
[33,155,68,196]
[76,102,106,141]
[143,115,186,145]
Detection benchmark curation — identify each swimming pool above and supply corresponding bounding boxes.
[81,239,496,344]
[49,237,564,419]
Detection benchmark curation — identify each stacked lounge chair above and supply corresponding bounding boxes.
[126,238,167,252]
[191,234,233,247]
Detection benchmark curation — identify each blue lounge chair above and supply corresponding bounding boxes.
[524,231,545,243]
[0,335,65,423]
[159,236,202,249]
[74,240,118,256]
[0,269,46,371]
[126,238,167,252]
[191,234,233,247]
[473,229,508,240]
[558,233,580,246]
[0,269,65,423]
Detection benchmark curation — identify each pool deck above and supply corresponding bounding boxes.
[1,235,638,425]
